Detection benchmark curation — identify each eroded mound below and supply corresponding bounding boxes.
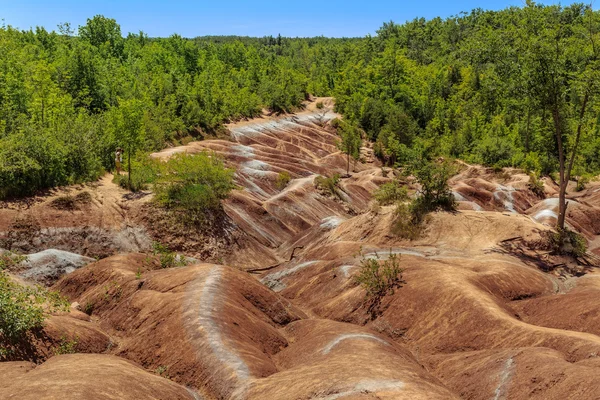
[6,100,600,399]
[0,354,195,400]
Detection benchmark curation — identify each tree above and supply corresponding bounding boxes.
[525,3,599,237]
[111,99,146,189]
[337,121,362,176]
[78,15,124,58]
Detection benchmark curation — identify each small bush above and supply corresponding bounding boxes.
[154,153,235,226]
[0,271,69,343]
[410,160,457,214]
[102,281,123,301]
[155,365,170,378]
[50,191,93,210]
[275,171,291,190]
[316,101,324,109]
[54,335,79,355]
[314,174,343,199]
[114,157,157,192]
[152,242,186,269]
[576,175,590,192]
[522,152,542,173]
[0,252,26,271]
[83,302,95,316]
[50,195,77,210]
[355,250,404,299]
[385,160,455,240]
[528,172,545,197]
[373,181,408,206]
[547,228,587,257]
[392,203,425,240]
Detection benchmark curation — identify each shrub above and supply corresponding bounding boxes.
[152,242,186,269]
[528,172,545,197]
[314,174,342,199]
[355,250,404,299]
[275,171,292,190]
[392,203,425,240]
[83,302,95,316]
[153,152,235,225]
[155,365,170,378]
[576,175,590,192]
[471,136,516,168]
[316,101,324,109]
[410,160,457,216]
[114,155,158,192]
[0,252,26,271]
[50,191,93,210]
[385,160,455,240]
[54,335,79,355]
[373,181,408,206]
[522,152,542,174]
[0,271,69,343]
[547,228,588,257]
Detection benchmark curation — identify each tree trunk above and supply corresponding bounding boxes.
[552,106,567,232]
[557,92,589,232]
[525,107,531,153]
[128,150,132,189]
[346,152,350,176]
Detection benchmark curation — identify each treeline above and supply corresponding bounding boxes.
[0,16,349,198]
[333,2,600,178]
[2,3,599,199]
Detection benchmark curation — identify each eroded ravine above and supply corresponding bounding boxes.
[7,98,600,399]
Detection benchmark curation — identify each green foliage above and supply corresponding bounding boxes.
[373,181,408,206]
[4,5,600,199]
[355,250,404,299]
[576,175,590,192]
[155,365,170,379]
[547,228,588,258]
[0,271,69,343]
[528,172,545,198]
[379,160,455,239]
[54,335,79,355]
[0,252,26,271]
[410,160,457,217]
[314,174,343,199]
[275,171,291,190]
[153,152,235,225]
[0,21,313,198]
[336,121,362,175]
[152,242,186,269]
[315,101,324,109]
[113,155,158,192]
[83,301,95,316]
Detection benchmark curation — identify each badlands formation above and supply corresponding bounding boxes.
[2,98,600,399]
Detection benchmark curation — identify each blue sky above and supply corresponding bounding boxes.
[0,0,581,38]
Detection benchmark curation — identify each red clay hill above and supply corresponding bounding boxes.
[3,97,600,399]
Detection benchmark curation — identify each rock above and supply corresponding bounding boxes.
[18,249,95,285]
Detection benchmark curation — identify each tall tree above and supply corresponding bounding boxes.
[337,121,362,176]
[112,99,146,188]
[526,3,599,237]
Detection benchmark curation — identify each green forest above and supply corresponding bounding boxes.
[1,2,599,199]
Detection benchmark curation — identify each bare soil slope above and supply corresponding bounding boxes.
[4,97,600,399]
